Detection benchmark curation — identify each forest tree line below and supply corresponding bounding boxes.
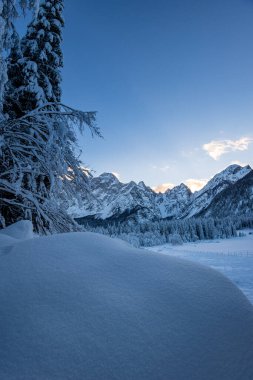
[80,216,253,247]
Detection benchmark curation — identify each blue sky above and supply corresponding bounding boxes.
[22,0,253,191]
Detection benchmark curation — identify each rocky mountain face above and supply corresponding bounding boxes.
[68,173,160,222]
[156,183,192,219]
[181,164,252,218]
[199,169,253,218]
[68,164,253,223]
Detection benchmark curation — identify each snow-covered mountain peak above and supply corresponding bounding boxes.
[157,182,192,218]
[124,181,138,192]
[68,164,253,222]
[173,182,191,193]
[182,164,253,218]
[138,180,153,193]
[138,180,147,188]
[214,164,251,180]
[195,164,252,197]
[200,169,253,218]
[95,172,120,185]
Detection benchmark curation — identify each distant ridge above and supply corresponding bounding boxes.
[67,164,253,223]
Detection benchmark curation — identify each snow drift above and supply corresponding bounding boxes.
[0,222,253,380]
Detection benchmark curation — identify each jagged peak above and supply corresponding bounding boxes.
[138,181,146,188]
[194,164,252,196]
[215,164,251,177]
[138,181,153,192]
[97,172,120,183]
[164,182,191,195]
[124,180,138,190]
[69,164,252,221]
[178,183,191,191]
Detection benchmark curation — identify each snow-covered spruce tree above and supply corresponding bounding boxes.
[0,0,39,112]
[3,0,64,118]
[3,29,24,119]
[21,0,64,105]
[0,1,101,233]
[4,45,45,118]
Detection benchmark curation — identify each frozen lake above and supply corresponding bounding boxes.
[148,230,253,304]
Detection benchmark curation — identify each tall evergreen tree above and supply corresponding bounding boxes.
[3,29,22,118]
[0,0,100,232]
[3,28,43,118]
[0,0,40,113]
[22,0,64,105]
[4,0,64,118]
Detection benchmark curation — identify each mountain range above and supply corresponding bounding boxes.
[68,164,253,224]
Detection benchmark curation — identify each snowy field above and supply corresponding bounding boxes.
[0,221,253,379]
[148,230,253,304]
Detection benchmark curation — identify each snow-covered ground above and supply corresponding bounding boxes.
[148,230,253,304]
[0,222,253,379]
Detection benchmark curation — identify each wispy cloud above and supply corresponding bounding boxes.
[153,179,207,193]
[203,137,253,160]
[152,183,175,193]
[185,179,208,192]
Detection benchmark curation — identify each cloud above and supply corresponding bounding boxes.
[152,183,175,193]
[203,137,253,160]
[153,179,208,193]
[185,179,208,192]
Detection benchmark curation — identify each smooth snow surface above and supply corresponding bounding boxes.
[0,220,34,240]
[0,220,34,248]
[149,231,253,305]
[0,222,253,379]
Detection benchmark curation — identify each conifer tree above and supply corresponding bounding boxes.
[4,26,46,118]
[0,0,40,112]
[4,0,65,118]
[0,0,100,233]
[3,29,23,118]
[22,0,64,105]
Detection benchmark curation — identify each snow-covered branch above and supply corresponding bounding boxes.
[0,103,99,233]
[21,102,101,138]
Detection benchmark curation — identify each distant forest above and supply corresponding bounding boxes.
[79,216,253,247]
